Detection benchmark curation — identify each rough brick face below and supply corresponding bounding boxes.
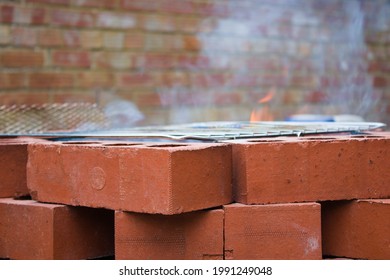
[230,133,390,204]
[0,198,114,260]
[322,199,390,260]
[115,209,224,260]
[224,203,322,260]
[0,139,31,198]
[0,50,44,68]
[27,141,232,214]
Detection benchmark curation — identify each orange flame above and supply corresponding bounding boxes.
[250,89,275,122]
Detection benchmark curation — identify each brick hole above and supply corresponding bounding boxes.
[14,195,32,200]
[148,144,188,148]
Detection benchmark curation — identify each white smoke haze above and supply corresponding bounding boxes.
[156,0,389,124]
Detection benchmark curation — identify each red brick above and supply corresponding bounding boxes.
[124,32,144,49]
[230,133,390,204]
[50,9,95,27]
[0,5,14,23]
[0,50,44,68]
[159,0,195,15]
[0,73,26,89]
[52,50,90,68]
[140,54,176,70]
[118,73,153,88]
[28,72,75,88]
[13,6,46,25]
[78,71,114,88]
[0,92,51,105]
[0,140,30,198]
[373,76,387,88]
[27,142,232,214]
[322,199,390,259]
[11,27,37,47]
[224,203,322,260]
[120,0,160,12]
[0,198,114,259]
[38,29,64,46]
[115,209,224,260]
[96,11,136,29]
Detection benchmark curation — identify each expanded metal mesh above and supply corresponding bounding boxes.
[0,103,108,134]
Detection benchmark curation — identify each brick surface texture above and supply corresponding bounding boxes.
[115,209,224,260]
[224,203,322,260]
[230,133,390,204]
[27,141,232,214]
[0,0,389,126]
[0,198,114,260]
[322,199,390,260]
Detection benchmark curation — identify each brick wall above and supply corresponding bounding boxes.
[0,0,389,126]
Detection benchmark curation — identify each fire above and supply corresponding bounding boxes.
[250,89,275,122]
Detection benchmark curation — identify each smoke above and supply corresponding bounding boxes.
[157,0,388,123]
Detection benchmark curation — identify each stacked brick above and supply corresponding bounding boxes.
[1,0,389,125]
[0,131,389,259]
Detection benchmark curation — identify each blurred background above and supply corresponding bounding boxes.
[0,0,389,129]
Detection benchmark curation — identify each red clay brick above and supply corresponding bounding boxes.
[0,50,44,68]
[27,142,232,214]
[115,209,224,260]
[50,9,95,27]
[0,73,26,89]
[322,199,390,260]
[224,202,322,260]
[28,72,75,88]
[230,133,390,204]
[52,50,91,68]
[0,198,114,260]
[0,139,30,198]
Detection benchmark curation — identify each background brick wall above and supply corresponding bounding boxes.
[0,0,389,127]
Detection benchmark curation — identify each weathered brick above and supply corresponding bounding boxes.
[0,73,25,89]
[0,139,30,198]
[94,52,133,70]
[28,72,75,88]
[322,199,390,259]
[124,32,144,49]
[0,26,10,44]
[0,5,14,23]
[230,133,390,204]
[11,27,37,47]
[13,6,46,25]
[115,209,224,260]
[141,14,176,32]
[120,0,160,12]
[38,28,64,46]
[224,202,322,260]
[80,30,103,49]
[78,71,113,88]
[50,9,95,27]
[52,50,90,68]
[27,141,232,214]
[96,11,136,29]
[0,50,44,68]
[103,32,124,50]
[118,72,153,88]
[0,198,114,260]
